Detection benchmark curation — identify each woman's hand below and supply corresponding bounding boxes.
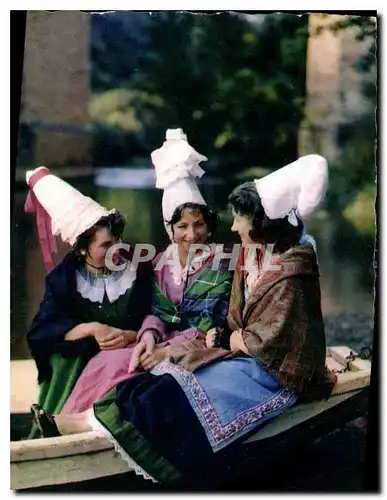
[128,330,156,373]
[98,330,137,350]
[205,327,217,348]
[86,323,135,350]
[64,321,109,342]
[91,323,120,344]
[229,329,249,354]
[64,322,136,349]
[139,346,172,371]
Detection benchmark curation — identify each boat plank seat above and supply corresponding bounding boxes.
[10,345,372,490]
[327,346,371,395]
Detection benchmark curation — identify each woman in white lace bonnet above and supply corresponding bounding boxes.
[24,167,150,428]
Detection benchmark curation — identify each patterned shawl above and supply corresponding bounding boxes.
[151,259,232,334]
[166,244,336,399]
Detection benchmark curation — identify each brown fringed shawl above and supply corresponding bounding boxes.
[168,244,336,400]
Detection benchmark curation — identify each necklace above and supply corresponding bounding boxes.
[85,261,111,278]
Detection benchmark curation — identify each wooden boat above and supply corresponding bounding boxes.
[10,345,372,491]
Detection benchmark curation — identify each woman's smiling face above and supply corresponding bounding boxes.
[172,208,209,252]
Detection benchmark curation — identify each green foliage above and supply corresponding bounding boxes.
[89,89,142,133]
[343,183,376,237]
[90,12,152,91]
[310,14,377,223]
[97,187,164,245]
[89,12,376,231]
[126,12,309,175]
[88,89,165,166]
[314,14,376,75]
[89,89,164,133]
[325,108,376,211]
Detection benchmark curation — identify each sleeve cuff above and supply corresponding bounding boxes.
[137,315,166,343]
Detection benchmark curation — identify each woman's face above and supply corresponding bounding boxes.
[231,209,254,247]
[172,209,209,253]
[86,227,121,268]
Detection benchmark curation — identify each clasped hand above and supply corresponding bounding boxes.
[92,323,137,350]
[128,330,170,373]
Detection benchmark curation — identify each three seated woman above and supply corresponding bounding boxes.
[26,129,335,485]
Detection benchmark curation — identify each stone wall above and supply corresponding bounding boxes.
[299,14,375,165]
[20,11,91,167]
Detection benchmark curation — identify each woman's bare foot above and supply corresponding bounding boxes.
[53,408,96,435]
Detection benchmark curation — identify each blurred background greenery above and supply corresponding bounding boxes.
[13,11,376,359]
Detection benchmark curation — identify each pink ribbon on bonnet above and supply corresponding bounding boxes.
[24,167,58,272]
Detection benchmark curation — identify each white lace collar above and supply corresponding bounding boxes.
[75,259,137,304]
[164,243,216,287]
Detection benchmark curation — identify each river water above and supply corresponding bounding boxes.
[11,168,375,360]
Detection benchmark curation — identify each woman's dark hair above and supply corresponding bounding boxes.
[73,211,125,261]
[166,202,219,240]
[228,182,304,253]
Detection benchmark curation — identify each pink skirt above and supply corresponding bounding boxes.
[60,334,188,414]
